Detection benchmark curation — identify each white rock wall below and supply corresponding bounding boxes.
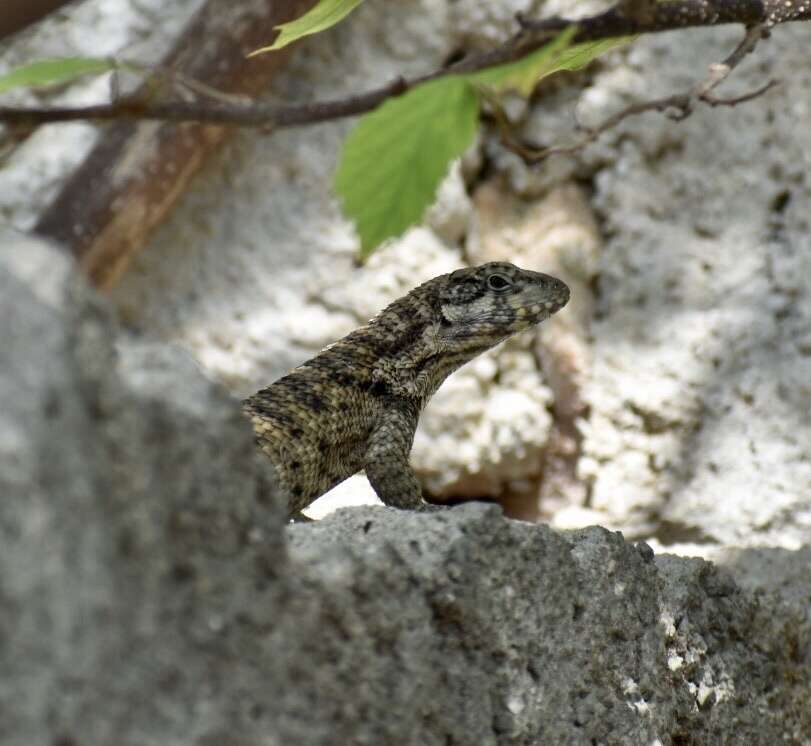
[560,26,811,550]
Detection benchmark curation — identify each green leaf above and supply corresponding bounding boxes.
[470,27,634,96]
[470,27,577,96]
[249,0,365,55]
[0,57,118,94]
[335,76,479,257]
[541,35,636,76]
[332,27,635,256]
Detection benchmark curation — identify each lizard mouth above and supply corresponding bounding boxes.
[513,275,570,322]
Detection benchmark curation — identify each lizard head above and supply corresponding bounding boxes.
[365,262,570,401]
[436,262,570,347]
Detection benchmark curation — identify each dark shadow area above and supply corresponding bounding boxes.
[0,0,74,41]
[713,544,811,611]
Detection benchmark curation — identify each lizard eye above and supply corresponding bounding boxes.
[486,273,512,292]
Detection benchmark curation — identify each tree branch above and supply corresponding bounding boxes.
[0,0,809,132]
[519,0,811,36]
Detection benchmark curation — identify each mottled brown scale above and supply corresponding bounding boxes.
[243,262,570,518]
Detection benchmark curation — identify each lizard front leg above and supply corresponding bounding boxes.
[364,405,426,510]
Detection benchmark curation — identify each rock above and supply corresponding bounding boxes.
[413,334,555,500]
[0,229,285,745]
[287,508,810,745]
[1,231,808,744]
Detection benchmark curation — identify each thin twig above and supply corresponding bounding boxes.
[703,78,780,107]
[694,23,767,102]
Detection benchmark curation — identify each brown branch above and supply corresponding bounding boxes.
[499,23,780,162]
[518,0,811,36]
[1,0,809,132]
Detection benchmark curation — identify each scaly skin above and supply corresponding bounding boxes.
[244,262,570,517]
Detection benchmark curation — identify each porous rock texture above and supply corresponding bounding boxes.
[2,232,810,745]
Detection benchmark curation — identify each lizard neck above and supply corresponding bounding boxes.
[371,320,506,404]
[363,281,511,403]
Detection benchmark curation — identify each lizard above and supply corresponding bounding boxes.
[243,262,570,518]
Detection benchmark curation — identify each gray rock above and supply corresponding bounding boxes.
[0,229,285,745]
[1,232,808,744]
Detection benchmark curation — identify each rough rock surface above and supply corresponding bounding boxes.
[2,232,810,745]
